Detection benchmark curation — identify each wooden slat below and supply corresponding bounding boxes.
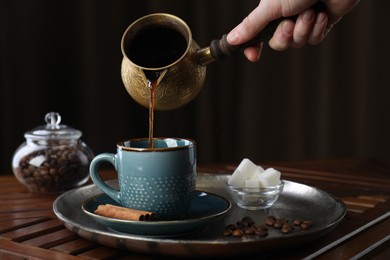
[1,219,64,242]
[22,228,79,248]
[344,203,371,214]
[0,217,50,233]
[370,244,390,260]
[279,169,390,190]
[0,237,80,260]
[0,190,61,198]
[277,198,390,259]
[341,197,382,208]
[341,195,389,214]
[358,195,389,203]
[50,239,97,255]
[76,246,125,259]
[0,199,55,212]
[0,209,55,219]
[0,191,59,200]
[317,215,390,259]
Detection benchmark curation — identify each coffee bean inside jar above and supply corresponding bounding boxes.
[12,112,94,192]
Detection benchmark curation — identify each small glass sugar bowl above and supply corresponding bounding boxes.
[12,112,94,192]
[227,181,284,210]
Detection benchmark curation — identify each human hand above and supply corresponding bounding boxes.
[227,0,360,62]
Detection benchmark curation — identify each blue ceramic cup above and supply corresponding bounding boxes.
[89,138,196,220]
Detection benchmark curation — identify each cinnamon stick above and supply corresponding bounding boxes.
[94,204,158,221]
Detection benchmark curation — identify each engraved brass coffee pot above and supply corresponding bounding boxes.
[121,13,281,110]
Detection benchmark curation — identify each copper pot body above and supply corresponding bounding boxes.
[121,13,207,110]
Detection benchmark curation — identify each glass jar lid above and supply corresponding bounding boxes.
[24,112,82,140]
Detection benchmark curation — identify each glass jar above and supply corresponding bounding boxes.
[12,112,94,192]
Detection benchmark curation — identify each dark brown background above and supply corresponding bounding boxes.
[1,0,389,174]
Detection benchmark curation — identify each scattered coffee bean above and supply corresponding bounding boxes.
[242,216,255,226]
[265,216,276,226]
[223,229,233,236]
[244,226,257,235]
[256,224,268,232]
[236,223,249,232]
[225,224,237,230]
[232,229,244,237]
[293,219,303,226]
[300,220,313,230]
[273,220,285,229]
[223,215,313,238]
[281,224,293,234]
[255,229,268,237]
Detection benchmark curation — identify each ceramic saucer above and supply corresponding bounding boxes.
[82,190,231,237]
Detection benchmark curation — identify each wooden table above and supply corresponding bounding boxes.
[1,159,389,259]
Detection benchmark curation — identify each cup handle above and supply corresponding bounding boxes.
[89,153,122,205]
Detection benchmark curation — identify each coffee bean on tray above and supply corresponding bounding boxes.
[300,220,313,230]
[223,215,313,238]
[232,229,244,237]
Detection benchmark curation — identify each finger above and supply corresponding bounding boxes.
[308,12,328,45]
[227,7,271,46]
[243,43,263,62]
[291,9,315,48]
[268,20,294,51]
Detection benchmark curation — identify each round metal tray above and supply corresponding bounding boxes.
[53,174,346,257]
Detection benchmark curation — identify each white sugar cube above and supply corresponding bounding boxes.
[243,180,260,202]
[236,158,259,179]
[228,158,259,187]
[245,179,260,189]
[228,169,246,187]
[257,168,281,187]
[229,158,282,190]
[251,166,265,179]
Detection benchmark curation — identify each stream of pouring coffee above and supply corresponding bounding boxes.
[148,79,156,149]
[145,70,167,149]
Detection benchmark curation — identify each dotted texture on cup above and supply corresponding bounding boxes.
[120,175,195,219]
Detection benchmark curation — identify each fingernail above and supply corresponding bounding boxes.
[227,31,239,44]
[316,13,327,24]
[303,10,314,22]
[282,21,294,36]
